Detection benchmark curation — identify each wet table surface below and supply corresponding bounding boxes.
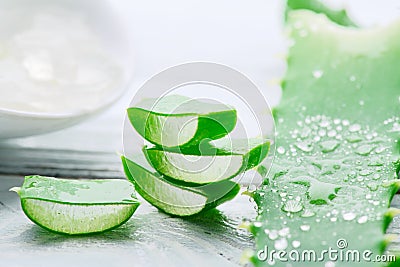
[0,175,255,267]
[0,99,258,267]
[0,101,400,267]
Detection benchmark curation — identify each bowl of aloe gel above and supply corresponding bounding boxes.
[0,0,133,139]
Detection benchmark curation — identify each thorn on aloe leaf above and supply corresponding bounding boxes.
[383,179,400,192]
[242,190,255,198]
[240,249,254,266]
[9,187,21,195]
[280,80,287,90]
[238,220,251,231]
[381,234,398,252]
[383,208,400,232]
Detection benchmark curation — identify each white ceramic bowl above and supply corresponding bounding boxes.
[0,0,133,139]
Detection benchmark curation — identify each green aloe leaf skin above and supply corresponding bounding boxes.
[121,156,240,217]
[144,138,270,185]
[250,6,400,267]
[127,95,237,148]
[286,0,357,27]
[11,176,140,235]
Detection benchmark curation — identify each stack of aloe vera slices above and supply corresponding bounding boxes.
[249,2,400,267]
[123,95,270,216]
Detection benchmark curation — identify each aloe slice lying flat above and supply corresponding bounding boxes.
[122,156,240,216]
[127,95,237,148]
[10,176,140,235]
[144,138,270,184]
[250,9,400,267]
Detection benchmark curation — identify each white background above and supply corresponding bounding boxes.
[114,0,400,107]
[5,0,400,150]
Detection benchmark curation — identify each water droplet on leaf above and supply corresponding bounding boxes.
[357,216,368,224]
[320,140,340,153]
[277,146,286,155]
[346,135,362,143]
[342,212,356,221]
[295,142,313,152]
[355,145,375,156]
[269,230,279,240]
[349,124,361,132]
[300,225,311,231]
[359,169,372,176]
[282,200,303,213]
[312,70,324,79]
[274,238,288,250]
[292,240,301,248]
[278,227,290,237]
[301,210,316,218]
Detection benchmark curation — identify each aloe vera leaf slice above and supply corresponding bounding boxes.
[144,138,270,184]
[121,156,240,216]
[250,9,400,267]
[10,176,140,235]
[127,95,237,148]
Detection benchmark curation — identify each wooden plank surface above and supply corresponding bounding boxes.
[0,148,123,179]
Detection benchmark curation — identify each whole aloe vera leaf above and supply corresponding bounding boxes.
[250,10,400,267]
[286,0,357,27]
